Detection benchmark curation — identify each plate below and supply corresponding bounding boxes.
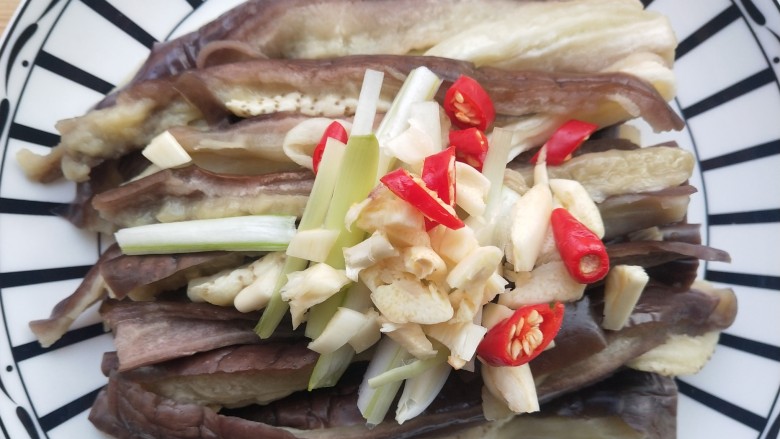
[0,1,778,438]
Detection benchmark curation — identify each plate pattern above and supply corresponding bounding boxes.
[0,1,778,438]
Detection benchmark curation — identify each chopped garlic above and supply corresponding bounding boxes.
[280,263,351,328]
[482,303,515,328]
[188,252,285,308]
[455,161,490,218]
[508,183,552,272]
[481,363,539,414]
[142,131,192,169]
[380,321,438,360]
[602,265,649,330]
[481,385,515,421]
[426,321,487,369]
[400,246,447,282]
[386,125,438,171]
[429,224,479,267]
[282,117,352,169]
[369,273,453,325]
[386,101,443,170]
[187,263,253,306]
[449,289,481,323]
[343,231,398,281]
[349,309,383,353]
[233,252,286,312]
[499,260,585,308]
[446,246,503,291]
[484,272,509,303]
[549,178,605,238]
[355,187,430,247]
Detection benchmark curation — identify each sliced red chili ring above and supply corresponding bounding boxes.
[422,146,456,206]
[449,127,489,171]
[380,168,464,230]
[531,119,599,165]
[443,75,495,131]
[550,207,609,284]
[312,121,349,174]
[477,302,565,367]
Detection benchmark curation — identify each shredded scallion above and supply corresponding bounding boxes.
[114,215,296,255]
[255,143,346,338]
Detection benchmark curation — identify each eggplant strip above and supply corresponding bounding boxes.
[92,166,312,229]
[536,283,737,402]
[99,299,283,372]
[89,280,731,438]
[28,245,121,348]
[169,112,312,165]
[103,0,675,103]
[599,185,696,239]
[607,239,731,269]
[510,145,695,203]
[104,342,318,408]
[19,55,681,183]
[100,251,248,300]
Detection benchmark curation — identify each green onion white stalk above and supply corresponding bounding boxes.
[285,228,340,263]
[114,215,296,255]
[255,143,346,338]
[367,347,448,388]
[395,358,452,424]
[357,337,414,426]
[473,127,514,246]
[305,134,380,340]
[351,69,385,136]
[376,66,443,178]
[307,70,384,389]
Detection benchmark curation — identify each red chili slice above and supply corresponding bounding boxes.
[550,207,609,284]
[531,119,599,165]
[422,146,456,206]
[449,127,489,171]
[444,75,495,131]
[380,168,464,230]
[312,121,349,174]
[477,302,565,367]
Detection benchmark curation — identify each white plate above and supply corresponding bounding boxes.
[0,1,778,438]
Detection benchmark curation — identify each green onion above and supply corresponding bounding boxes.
[376,66,442,144]
[368,347,448,388]
[305,134,380,343]
[376,66,443,178]
[474,127,514,245]
[114,215,296,255]
[305,71,383,389]
[351,69,385,136]
[308,345,355,391]
[395,358,452,424]
[285,228,340,263]
[357,337,414,426]
[255,144,346,338]
[483,128,514,212]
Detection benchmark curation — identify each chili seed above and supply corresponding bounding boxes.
[522,339,533,356]
[527,309,543,326]
[455,112,472,124]
[454,91,465,104]
[511,339,522,359]
[514,318,525,337]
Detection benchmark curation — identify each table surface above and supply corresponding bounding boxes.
[1,0,21,38]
